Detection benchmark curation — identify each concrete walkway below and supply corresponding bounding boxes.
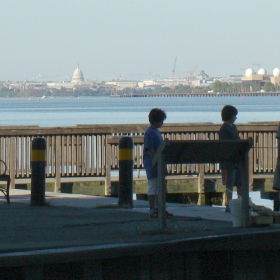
[2,189,280,280]
[8,189,232,222]
[1,189,279,256]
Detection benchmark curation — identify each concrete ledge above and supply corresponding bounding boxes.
[1,229,280,279]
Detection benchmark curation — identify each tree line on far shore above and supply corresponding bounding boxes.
[0,80,278,98]
[212,80,278,93]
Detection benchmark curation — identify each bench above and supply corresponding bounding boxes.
[0,160,10,204]
[153,138,254,229]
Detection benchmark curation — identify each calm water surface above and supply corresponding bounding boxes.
[0,96,279,127]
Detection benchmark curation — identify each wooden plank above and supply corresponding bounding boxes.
[0,122,278,136]
[100,135,105,174]
[10,137,15,189]
[27,137,31,177]
[105,141,111,196]
[71,135,75,176]
[55,136,61,192]
[16,137,19,178]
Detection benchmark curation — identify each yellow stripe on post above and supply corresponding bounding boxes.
[32,150,46,161]
[119,148,133,160]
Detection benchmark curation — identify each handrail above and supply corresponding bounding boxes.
[0,122,278,195]
[0,159,10,203]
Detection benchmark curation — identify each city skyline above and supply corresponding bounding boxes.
[0,0,279,81]
[2,63,280,83]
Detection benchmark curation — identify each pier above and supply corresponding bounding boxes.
[0,122,279,207]
[110,91,280,98]
[1,189,280,279]
[0,123,279,279]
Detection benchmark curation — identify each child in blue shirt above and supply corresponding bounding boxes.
[144,108,172,218]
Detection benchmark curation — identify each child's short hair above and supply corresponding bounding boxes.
[148,108,166,124]
[221,105,238,121]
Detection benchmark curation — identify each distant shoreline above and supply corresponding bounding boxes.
[1,93,279,100]
[110,92,280,98]
[0,90,279,100]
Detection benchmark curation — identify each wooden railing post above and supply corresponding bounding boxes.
[55,136,61,193]
[105,139,112,196]
[9,137,16,189]
[240,148,251,227]
[277,124,280,208]
[197,133,205,205]
[248,132,254,192]
[157,153,167,230]
[277,123,280,159]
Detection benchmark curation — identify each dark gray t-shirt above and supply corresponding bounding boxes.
[219,123,240,170]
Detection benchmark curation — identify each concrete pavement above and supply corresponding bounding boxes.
[1,190,280,279]
[0,189,279,255]
[9,189,232,222]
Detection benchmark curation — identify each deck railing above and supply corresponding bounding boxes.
[0,122,279,194]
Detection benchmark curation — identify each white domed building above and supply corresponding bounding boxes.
[71,65,85,83]
[241,67,273,88]
[47,64,93,91]
[257,68,267,75]
[245,68,254,77]
[273,68,280,77]
[270,68,280,85]
[242,67,266,84]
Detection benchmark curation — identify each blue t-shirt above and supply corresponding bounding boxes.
[143,126,163,179]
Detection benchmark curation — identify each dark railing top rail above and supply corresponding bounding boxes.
[0,121,278,136]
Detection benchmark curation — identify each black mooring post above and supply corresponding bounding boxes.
[31,137,46,206]
[118,137,134,208]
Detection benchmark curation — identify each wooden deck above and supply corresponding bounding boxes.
[0,122,279,205]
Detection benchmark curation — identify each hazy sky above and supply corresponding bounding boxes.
[1,0,279,81]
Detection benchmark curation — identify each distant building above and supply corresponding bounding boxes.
[192,70,212,87]
[196,70,209,80]
[105,81,138,90]
[241,68,280,86]
[214,76,242,84]
[47,64,92,90]
[71,65,84,83]
[138,80,156,88]
[9,82,46,90]
[270,68,280,85]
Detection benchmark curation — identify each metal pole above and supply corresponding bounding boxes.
[240,151,250,227]
[157,154,167,230]
[277,124,280,207]
[31,137,46,206]
[118,137,134,208]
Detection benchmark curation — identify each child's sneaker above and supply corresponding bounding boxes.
[153,208,173,217]
[149,208,158,218]
[166,210,173,217]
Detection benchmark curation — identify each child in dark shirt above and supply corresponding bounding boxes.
[219,105,241,212]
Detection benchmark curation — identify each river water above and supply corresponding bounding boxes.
[0,96,279,127]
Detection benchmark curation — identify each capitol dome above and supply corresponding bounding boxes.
[245,68,254,77]
[257,68,266,75]
[71,64,84,83]
[273,68,280,77]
